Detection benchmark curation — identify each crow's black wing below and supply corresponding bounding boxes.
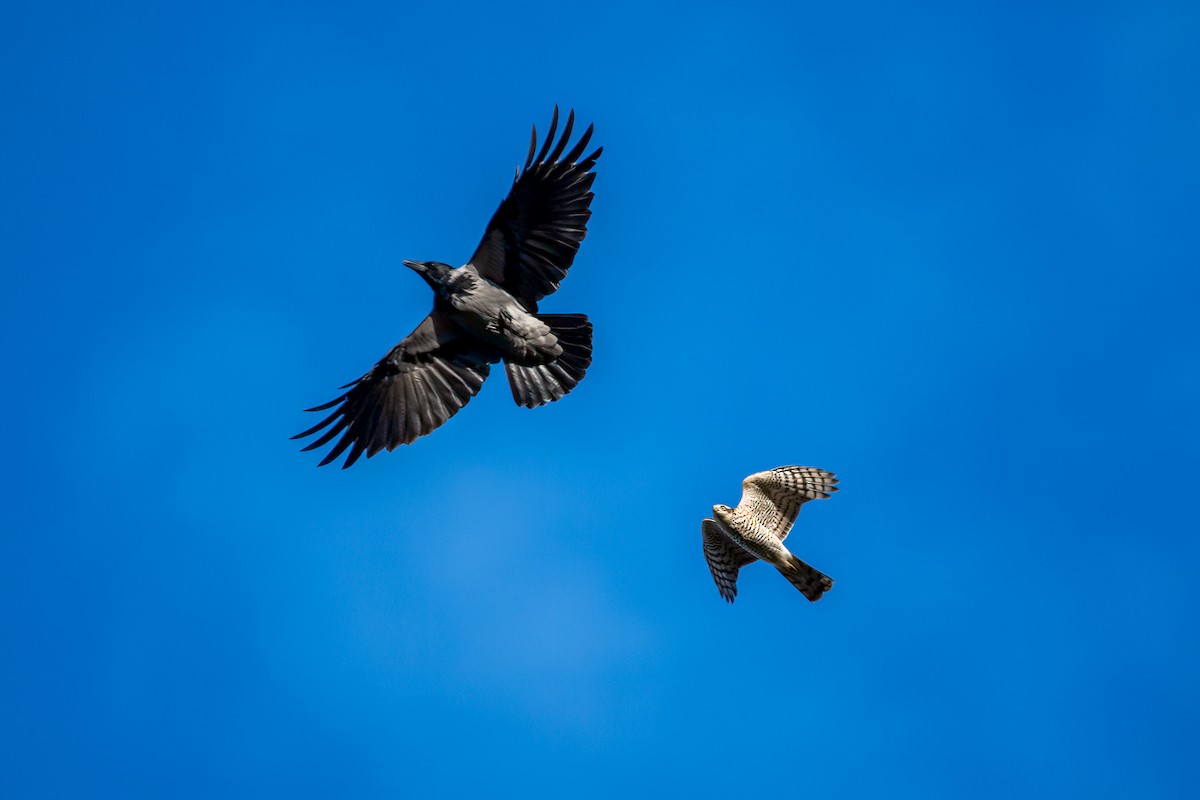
[468,107,602,307]
[293,311,496,468]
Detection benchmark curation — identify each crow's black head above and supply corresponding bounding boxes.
[403,260,456,290]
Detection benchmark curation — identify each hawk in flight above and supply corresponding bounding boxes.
[702,466,838,603]
[294,107,601,467]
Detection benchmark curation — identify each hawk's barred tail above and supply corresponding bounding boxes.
[779,554,834,602]
[505,314,593,408]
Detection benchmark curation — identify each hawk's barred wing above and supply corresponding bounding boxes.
[734,466,839,541]
[468,107,602,306]
[702,519,757,603]
[293,311,496,468]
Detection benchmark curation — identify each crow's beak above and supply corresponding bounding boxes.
[403,259,425,273]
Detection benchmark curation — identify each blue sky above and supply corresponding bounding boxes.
[3,0,1198,796]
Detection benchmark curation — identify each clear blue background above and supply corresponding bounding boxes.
[3,1,1198,796]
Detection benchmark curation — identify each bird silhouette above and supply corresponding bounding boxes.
[295,107,601,468]
[702,466,838,602]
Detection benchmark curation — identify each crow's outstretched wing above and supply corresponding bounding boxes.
[468,107,602,307]
[294,311,496,468]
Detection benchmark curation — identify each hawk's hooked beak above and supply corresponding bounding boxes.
[402,259,426,274]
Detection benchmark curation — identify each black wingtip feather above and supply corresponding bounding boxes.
[316,434,350,467]
[535,107,559,164]
[563,123,594,163]
[293,406,345,440]
[303,394,346,413]
[300,416,349,451]
[342,439,367,469]
[547,110,575,163]
[524,125,537,171]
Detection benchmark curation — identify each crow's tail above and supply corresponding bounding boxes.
[505,314,593,408]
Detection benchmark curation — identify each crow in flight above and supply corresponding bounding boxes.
[295,108,601,468]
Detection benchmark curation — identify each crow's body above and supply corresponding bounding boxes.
[432,264,560,364]
[295,108,601,468]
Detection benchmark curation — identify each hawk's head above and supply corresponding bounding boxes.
[712,504,734,525]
